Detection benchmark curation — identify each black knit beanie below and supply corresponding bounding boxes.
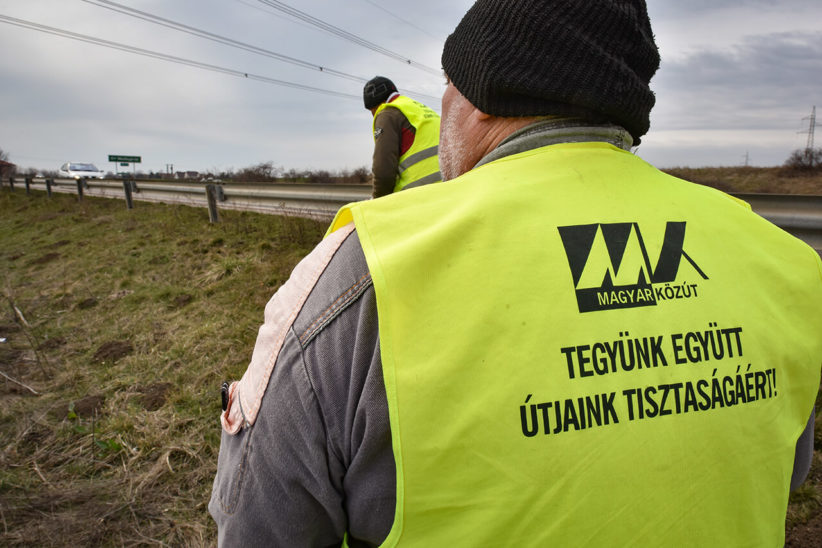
[441,0,660,143]
[363,76,398,110]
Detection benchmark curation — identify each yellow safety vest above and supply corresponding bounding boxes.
[374,96,441,192]
[329,142,822,546]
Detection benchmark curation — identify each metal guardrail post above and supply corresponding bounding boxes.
[76,178,85,201]
[123,180,134,209]
[46,178,53,197]
[25,177,31,195]
[206,184,220,223]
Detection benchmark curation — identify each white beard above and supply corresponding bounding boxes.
[438,97,471,181]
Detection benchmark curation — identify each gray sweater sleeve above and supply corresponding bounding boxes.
[209,231,395,547]
[791,408,816,491]
[209,327,348,546]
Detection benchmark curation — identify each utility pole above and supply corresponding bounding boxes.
[799,106,821,167]
[742,150,750,167]
[800,106,818,149]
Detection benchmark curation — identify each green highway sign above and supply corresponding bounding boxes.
[108,155,141,163]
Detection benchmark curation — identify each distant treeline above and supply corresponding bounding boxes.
[11,161,371,184]
[5,147,821,186]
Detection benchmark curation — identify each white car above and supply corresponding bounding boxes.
[59,162,105,179]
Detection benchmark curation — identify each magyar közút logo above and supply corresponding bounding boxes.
[558,222,708,313]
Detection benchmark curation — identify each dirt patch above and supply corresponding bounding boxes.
[77,297,98,310]
[786,511,822,546]
[0,346,24,367]
[48,394,106,421]
[108,289,134,300]
[27,252,61,266]
[0,323,22,334]
[55,294,74,309]
[74,394,105,418]
[92,340,134,364]
[33,212,59,222]
[17,424,52,455]
[171,293,193,309]
[48,240,71,248]
[135,382,173,411]
[38,336,66,350]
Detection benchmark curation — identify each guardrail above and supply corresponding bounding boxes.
[4,176,822,253]
[732,193,822,252]
[2,176,370,220]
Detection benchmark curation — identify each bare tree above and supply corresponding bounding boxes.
[784,148,822,171]
[236,161,283,182]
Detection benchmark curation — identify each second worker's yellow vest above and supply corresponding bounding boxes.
[329,142,822,546]
[374,96,441,192]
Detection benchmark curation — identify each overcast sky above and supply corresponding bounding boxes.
[1,0,820,175]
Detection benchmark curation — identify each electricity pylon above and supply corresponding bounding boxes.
[800,106,819,150]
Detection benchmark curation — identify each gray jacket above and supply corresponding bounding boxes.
[209,120,815,547]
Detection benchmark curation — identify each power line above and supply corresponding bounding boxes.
[232,0,320,35]
[78,0,443,105]
[0,14,360,100]
[256,0,442,76]
[360,0,444,41]
[80,0,366,84]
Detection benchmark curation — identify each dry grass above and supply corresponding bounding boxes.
[661,165,822,195]
[0,189,324,546]
[2,169,822,545]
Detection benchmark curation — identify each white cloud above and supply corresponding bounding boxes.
[1,0,819,172]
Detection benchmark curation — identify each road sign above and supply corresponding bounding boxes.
[108,155,141,163]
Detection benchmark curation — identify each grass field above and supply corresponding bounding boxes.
[0,189,325,545]
[661,165,822,195]
[1,169,821,545]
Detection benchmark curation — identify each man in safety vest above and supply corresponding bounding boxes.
[210,0,821,545]
[363,76,442,198]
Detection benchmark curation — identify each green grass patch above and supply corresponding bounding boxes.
[0,189,324,545]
